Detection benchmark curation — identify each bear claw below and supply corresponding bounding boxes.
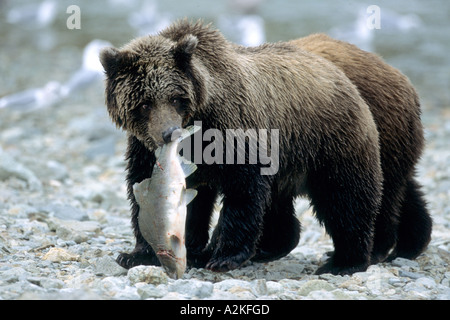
[206,252,251,272]
[116,251,160,269]
[315,259,369,276]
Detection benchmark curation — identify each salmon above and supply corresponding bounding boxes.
[133,126,199,279]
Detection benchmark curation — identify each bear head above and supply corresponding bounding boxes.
[100,33,203,148]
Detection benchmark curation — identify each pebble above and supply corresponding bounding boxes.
[127,266,169,285]
[0,98,449,300]
[47,218,101,243]
[168,279,214,298]
[391,257,420,268]
[296,279,335,296]
[136,283,168,299]
[40,204,89,221]
[0,147,42,191]
[42,247,80,262]
[92,255,127,277]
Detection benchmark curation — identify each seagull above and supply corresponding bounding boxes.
[329,8,375,52]
[218,0,266,47]
[0,39,112,112]
[330,6,422,52]
[127,0,172,36]
[6,0,57,29]
[61,39,113,97]
[0,81,63,112]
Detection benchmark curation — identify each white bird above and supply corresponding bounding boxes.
[0,81,62,112]
[218,14,266,47]
[330,7,423,52]
[329,8,375,52]
[379,8,422,32]
[6,0,57,28]
[218,0,266,47]
[127,0,172,36]
[61,39,113,97]
[0,39,112,112]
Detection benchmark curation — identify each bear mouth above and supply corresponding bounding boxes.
[182,112,194,128]
[141,136,158,151]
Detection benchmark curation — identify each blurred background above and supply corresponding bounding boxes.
[0,0,449,114]
[0,2,448,299]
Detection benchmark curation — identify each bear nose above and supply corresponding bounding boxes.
[162,126,181,143]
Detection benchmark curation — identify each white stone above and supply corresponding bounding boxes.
[127,265,168,285]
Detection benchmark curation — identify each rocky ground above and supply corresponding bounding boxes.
[0,89,449,300]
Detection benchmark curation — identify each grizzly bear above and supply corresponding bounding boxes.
[99,20,429,275]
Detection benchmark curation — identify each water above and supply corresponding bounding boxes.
[0,0,449,113]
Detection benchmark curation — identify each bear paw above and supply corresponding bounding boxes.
[315,258,369,276]
[206,251,253,272]
[116,251,160,269]
[187,248,211,268]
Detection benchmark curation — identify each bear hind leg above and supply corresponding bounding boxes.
[252,195,301,263]
[370,181,405,264]
[388,178,432,260]
[309,164,382,275]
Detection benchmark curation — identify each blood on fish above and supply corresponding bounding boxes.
[156,161,164,171]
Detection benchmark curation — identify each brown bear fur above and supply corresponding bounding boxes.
[99,20,426,275]
[291,34,432,263]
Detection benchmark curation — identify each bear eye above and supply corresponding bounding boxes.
[170,97,182,107]
[169,96,188,115]
[141,103,151,110]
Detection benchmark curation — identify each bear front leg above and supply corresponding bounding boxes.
[205,172,272,272]
[186,185,218,268]
[116,135,160,269]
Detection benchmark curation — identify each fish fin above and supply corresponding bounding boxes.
[184,188,198,205]
[179,125,201,141]
[133,178,151,193]
[180,160,197,177]
[154,146,162,159]
[132,178,151,204]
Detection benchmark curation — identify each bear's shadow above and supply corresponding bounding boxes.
[186,254,322,282]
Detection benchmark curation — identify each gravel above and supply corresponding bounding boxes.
[0,91,448,300]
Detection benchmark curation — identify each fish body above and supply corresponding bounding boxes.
[133,126,199,279]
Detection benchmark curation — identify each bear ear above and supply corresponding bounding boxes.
[100,47,138,75]
[173,34,198,69]
[99,47,121,75]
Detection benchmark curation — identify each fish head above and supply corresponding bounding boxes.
[156,234,186,279]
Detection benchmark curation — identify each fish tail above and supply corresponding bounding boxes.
[179,125,201,141]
